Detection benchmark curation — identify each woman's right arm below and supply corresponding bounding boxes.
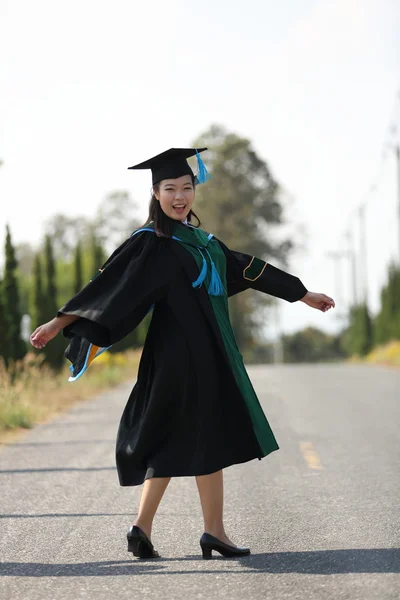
[30,313,80,349]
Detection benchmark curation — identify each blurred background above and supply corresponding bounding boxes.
[0,0,399,381]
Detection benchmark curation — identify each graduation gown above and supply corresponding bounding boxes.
[59,222,307,486]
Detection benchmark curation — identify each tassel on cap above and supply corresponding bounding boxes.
[128,147,208,186]
[195,150,212,184]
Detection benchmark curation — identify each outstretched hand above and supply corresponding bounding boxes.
[300,291,335,313]
[30,319,61,349]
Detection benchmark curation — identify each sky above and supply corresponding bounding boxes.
[0,0,399,338]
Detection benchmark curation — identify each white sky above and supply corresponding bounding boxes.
[1,0,399,337]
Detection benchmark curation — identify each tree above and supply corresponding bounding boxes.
[3,225,26,364]
[43,235,65,370]
[0,278,7,362]
[74,241,83,294]
[95,191,141,253]
[342,303,373,357]
[32,253,47,329]
[44,213,90,261]
[16,242,36,276]
[374,263,400,345]
[193,124,294,351]
[15,243,37,317]
[88,228,107,278]
[282,326,346,363]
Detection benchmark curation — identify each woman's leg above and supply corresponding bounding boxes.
[133,477,171,540]
[195,470,237,547]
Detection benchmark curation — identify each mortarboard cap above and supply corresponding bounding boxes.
[128,147,211,185]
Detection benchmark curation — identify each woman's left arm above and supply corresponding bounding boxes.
[218,241,335,312]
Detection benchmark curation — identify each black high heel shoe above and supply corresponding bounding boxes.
[127,525,160,558]
[200,532,251,559]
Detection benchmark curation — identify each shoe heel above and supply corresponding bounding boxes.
[127,539,139,555]
[201,544,213,560]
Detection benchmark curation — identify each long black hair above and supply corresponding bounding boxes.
[143,175,201,238]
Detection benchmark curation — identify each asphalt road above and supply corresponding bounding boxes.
[1,364,399,600]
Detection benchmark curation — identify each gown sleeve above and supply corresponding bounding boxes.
[217,239,308,302]
[58,231,176,381]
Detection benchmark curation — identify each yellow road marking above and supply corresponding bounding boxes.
[299,441,323,470]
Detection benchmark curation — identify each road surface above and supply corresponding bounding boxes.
[1,364,399,599]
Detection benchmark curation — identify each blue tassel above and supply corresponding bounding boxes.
[205,249,225,296]
[192,249,208,288]
[196,150,212,184]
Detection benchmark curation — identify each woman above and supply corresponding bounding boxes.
[30,147,335,560]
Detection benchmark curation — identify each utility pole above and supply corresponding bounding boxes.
[358,203,368,305]
[396,145,400,265]
[326,250,348,315]
[345,228,358,308]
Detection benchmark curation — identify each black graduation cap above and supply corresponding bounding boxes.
[128,147,210,185]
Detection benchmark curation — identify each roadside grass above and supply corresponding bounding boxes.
[365,340,400,367]
[348,340,400,368]
[0,349,141,442]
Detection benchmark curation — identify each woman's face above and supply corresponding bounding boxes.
[155,174,195,221]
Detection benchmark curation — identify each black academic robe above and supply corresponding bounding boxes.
[59,230,307,486]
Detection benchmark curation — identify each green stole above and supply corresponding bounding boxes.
[157,221,278,456]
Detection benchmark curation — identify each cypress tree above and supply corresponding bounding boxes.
[3,225,26,363]
[44,235,57,316]
[90,230,106,277]
[32,253,47,328]
[387,265,400,339]
[74,240,83,294]
[375,286,390,345]
[374,263,400,344]
[43,235,65,370]
[0,278,8,364]
[345,303,373,357]
[393,267,400,339]
[358,303,373,356]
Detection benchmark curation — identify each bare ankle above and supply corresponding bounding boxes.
[133,520,152,539]
[204,526,225,539]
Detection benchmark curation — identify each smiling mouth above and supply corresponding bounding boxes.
[173,205,186,210]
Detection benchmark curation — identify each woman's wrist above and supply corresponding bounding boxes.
[300,291,309,302]
[54,313,80,329]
